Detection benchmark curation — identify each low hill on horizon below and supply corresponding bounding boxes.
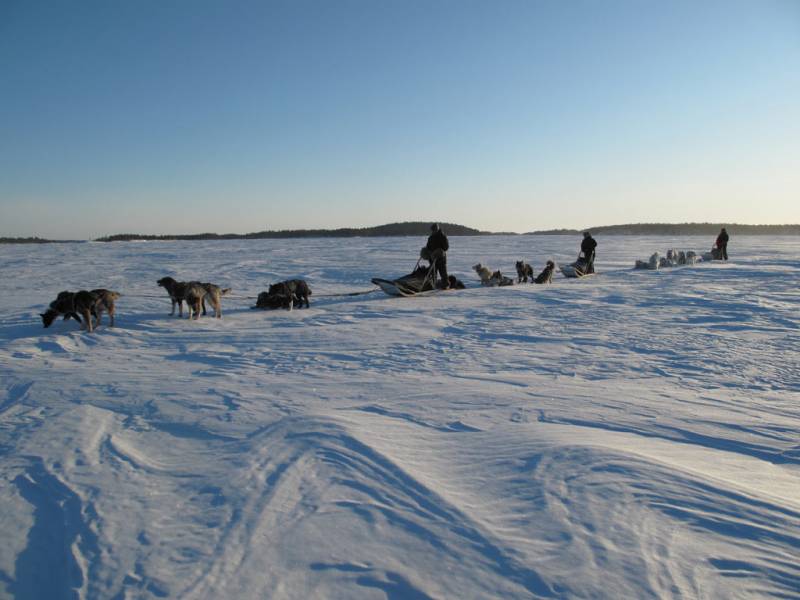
[94,222,486,242]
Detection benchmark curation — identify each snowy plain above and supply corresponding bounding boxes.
[0,234,798,600]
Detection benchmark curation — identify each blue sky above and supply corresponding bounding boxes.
[1,0,798,238]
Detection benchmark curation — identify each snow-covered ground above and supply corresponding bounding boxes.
[1,235,798,599]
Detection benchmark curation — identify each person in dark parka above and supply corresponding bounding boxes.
[716,227,729,260]
[580,232,597,274]
[425,223,450,288]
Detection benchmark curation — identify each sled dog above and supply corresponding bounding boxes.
[183,282,231,319]
[40,290,108,332]
[515,261,534,283]
[157,277,191,316]
[473,263,494,285]
[267,279,312,309]
[90,288,121,327]
[533,261,555,284]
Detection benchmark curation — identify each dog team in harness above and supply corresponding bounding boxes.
[375,223,564,295]
[39,225,730,328]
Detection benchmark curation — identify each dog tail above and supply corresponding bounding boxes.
[221,288,232,296]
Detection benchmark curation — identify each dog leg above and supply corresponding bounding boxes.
[82,308,93,332]
[108,305,115,327]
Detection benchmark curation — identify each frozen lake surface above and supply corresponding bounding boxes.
[1,235,799,599]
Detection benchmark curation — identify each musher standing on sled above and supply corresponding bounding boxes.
[424,223,450,288]
[716,227,729,260]
[581,232,597,274]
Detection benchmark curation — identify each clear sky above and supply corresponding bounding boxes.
[1,0,798,238]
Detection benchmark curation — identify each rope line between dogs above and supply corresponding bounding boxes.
[121,288,379,302]
[315,288,378,298]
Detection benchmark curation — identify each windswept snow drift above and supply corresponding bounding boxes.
[1,235,798,599]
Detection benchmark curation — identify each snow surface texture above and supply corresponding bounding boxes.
[0,235,798,600]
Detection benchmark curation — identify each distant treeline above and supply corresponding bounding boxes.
[528,223,800,236]
[0,236,81,244]
[95,222,485,242]
[6,222,799,244]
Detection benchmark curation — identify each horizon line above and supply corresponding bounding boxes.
[3,221,800,242]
